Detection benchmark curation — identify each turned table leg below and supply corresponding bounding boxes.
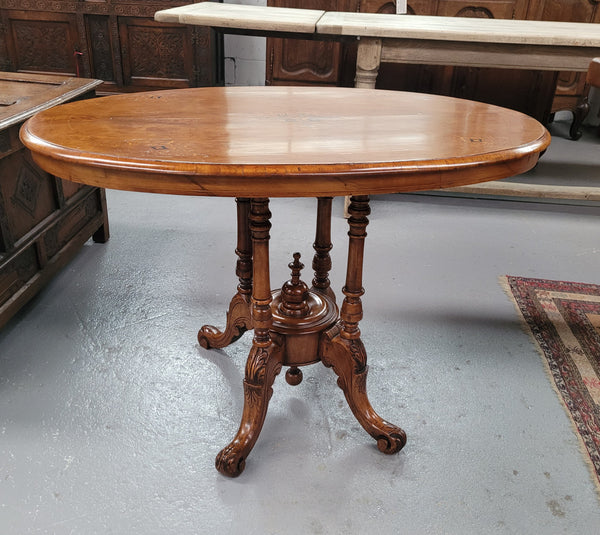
[198,198,253,349]
[215,198,283,477]
[311,197,335,300]
[321,195,406,454]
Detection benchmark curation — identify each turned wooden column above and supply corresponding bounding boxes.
[235,197,253,301]
[340,195,369,339]
[354,38,382,89]
[312,197,334,299]
[248,198,273,347]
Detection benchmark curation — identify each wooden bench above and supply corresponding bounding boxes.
[156,3,600,202]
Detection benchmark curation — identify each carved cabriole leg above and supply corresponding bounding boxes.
[321,195,406,454]
[198,198,253,349]
[311,197,335,301]
[215,198,283,477]
[215,342,282,477]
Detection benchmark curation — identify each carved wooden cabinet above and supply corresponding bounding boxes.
[266,0,599,130]
[0,0,223,93]
[0,72,109,329]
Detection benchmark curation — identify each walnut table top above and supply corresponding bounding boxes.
[21,86,549,198]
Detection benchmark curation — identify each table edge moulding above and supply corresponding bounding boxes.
[20,87,550,197]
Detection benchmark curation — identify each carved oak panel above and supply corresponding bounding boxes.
[119,16,193,89]
[0,148,57,241]
[3,10,80,75]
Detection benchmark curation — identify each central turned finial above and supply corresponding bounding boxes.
[278,252,310,318]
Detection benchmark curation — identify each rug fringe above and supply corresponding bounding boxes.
[499,275,600,500]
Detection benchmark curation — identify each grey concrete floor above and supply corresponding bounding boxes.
[1,118,600,534]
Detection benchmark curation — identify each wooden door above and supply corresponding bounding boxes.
[1,10,83,76]
[118,17,197,91]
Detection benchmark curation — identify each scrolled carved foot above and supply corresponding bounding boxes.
[198,324,246,350]
[198,293,252,349]
[321,326,406,455]
[216,342,283,477]
[376,426,407,454]
[215,444,246,477]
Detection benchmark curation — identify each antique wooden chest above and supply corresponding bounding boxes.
[0,72,109,329]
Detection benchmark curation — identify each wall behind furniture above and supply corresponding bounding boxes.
[223,0,267,85]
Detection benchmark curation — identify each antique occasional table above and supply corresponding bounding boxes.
[20,86,550,477]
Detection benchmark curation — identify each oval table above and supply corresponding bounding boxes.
[21,87,550,477]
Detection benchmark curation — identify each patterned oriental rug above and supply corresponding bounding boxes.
[503,276,600,493]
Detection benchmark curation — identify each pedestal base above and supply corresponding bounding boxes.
[200,196,406,477]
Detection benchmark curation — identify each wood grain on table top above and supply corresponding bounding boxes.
[21,86,550,197]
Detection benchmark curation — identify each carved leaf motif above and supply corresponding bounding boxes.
[244,381,263,409]
[349,339,367,373]
[245,347,270,384]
